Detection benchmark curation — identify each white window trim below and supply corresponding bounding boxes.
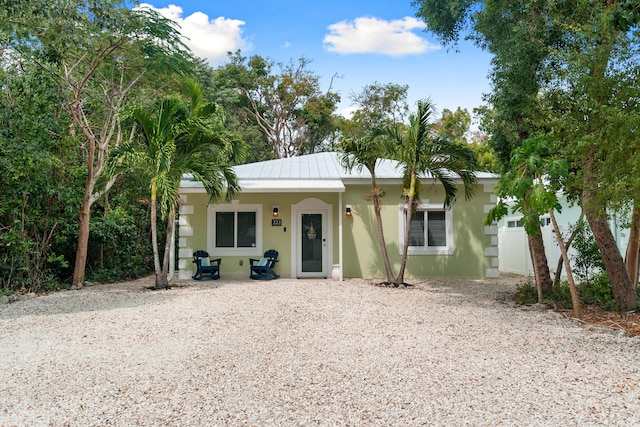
[398,201,454,256]
[207,202,263,256]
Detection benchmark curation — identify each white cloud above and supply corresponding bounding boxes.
[323,16,439,56]
[339,105,358,119]
[137,3,250,65]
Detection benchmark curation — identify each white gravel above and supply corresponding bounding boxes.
[1,276,639,426]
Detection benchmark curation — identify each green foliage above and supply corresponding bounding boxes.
[437,107,470,143]
[579,273,619,312]
[339,82,409,146]
[86,203,154,283]
[513,279,539,305]
[570,219,604,281]
[0,0,194,291]
[211,51,339,159]
[416,0,639,309]
[514,270,638,312]
[0,59,82,292]
[468,139,500,173]
[550,282,573,309]
[513,278,572,308]
[485,137,566,236]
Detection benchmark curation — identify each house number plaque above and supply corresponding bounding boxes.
[271,219,282,226]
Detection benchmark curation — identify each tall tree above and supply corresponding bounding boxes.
[436,106,500,172]
[487,137,581,315]
[414,0,557,295]
[215,52,339,159]
[436,107,471,143]
[4,0,193,286]
[341,82,410,142]
[540,1,640,310]
[112,80,244,288]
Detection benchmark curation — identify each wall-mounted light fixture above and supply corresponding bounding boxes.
[272,206,279,217]
[345,205,352,217]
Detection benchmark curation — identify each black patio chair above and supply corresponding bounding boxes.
[249,249,279,280]
[192,250,221,280]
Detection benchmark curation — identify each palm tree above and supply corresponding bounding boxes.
[339,135,397,283]
[385,99,478,284]
[115,79,245,288]
[341,99,479,286]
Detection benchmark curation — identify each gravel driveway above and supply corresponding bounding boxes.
[1,276,639,426]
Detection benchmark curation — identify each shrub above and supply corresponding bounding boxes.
[579,272,618,311]
[550,281,573,309]
[514,278,573,308]
[514,279,538,305]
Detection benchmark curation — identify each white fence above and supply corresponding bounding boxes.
[498,224,574,277]
[498,222,628,279]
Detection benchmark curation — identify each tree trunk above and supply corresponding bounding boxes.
[553,212,584,286]
[372,188,396,283]
[72,198,91,286]
[528,234,544,304]
[550,209,581,318]
[528,220,553,298]
[583,149,637,311]
[150,182,164,289]
[580,26,636,310]
[396,174,417,285]
[158,211,174,289]
[625,203,640,289]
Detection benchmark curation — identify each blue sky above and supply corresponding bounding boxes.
[138,1,492,121]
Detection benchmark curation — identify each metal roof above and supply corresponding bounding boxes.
[180,151,498,193]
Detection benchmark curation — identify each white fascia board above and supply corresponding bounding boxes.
[180,179,345,193]
[240,179,345,193]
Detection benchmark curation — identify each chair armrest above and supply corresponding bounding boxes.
[210,258,222,266]
[249,258,259,266]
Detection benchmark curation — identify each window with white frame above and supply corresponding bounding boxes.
[399,202,454,255]
[207,203,262,256]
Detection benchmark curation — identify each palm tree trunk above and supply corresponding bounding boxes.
[158,210,174,288]
[396,174,417,285]
[150,181,163,288]
[372,188,395,283]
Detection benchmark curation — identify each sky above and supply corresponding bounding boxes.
[137,0,492,122]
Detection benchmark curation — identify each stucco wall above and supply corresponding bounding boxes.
[178,192,342,279]
[342,183,498,279]
[178,180,498,280]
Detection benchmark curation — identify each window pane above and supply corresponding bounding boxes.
[427,211,446,246]
[409,211,425,246]
[237,212,256,247]
[216,212,234,247]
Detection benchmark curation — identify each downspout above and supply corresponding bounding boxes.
[339,191,343,281]
[169,217,177,282]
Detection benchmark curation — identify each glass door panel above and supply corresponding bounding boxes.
[301,213,323,273]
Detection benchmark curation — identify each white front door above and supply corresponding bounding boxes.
[291,199,332,278]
